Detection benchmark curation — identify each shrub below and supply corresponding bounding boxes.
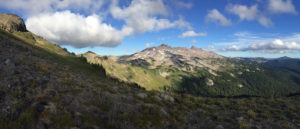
[247,109,256,119]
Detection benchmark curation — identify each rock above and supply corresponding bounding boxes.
[159,94,174,103]
[44,102,56,113]
[215,125,224,129]
[229,73,235,77]
[236,116,244,122]
[205,78,214,86]
[159,108,169,117]
[137,92,147,99]
[36,101,48,113]
[0,13,27,32]
[238,84,243,88]
[46,89,57,97]
[4,59,11,65]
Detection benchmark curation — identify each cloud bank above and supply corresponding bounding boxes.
[220,33,300,53]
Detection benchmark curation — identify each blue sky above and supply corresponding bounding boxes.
[1,0,300,58]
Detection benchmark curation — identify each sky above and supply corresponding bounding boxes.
[0,0,300,58]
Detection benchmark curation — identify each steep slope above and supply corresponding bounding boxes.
[0,13,71,56]
[0,24,179,129]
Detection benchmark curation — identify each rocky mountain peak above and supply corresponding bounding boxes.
[158,44,171,48]
[85,51,97,55]
[119,44,225,70]
[0,13,27,32]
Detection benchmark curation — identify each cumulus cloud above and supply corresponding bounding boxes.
[0,0,106,16]
[268,0,297,14]
[226,4,258,21]
[179,30,207,38]
[226,4,272,27]
[26,11,124,48]
[110,0,191,34]
[206,9,232,26]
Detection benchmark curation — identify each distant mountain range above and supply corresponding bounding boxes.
[83,43,300,97]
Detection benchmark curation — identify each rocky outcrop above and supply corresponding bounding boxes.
[0,13,27,32]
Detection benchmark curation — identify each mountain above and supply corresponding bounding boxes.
[119,44,225,71]
[84,44,300,97]
[1,13,300,129]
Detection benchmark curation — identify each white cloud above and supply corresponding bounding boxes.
[268,0,297,14]
[146,42,153,48]
[179,30,207,38]
[226,4,272,27]
[226,4,258,21]
[258,16,273,27]
[110,0,191,34]
[174,1,193,9]
[222,39,300,52]
[247,39,300,51]
[219,32,300,53]
[26,11,124,48]
[0,0,106,16]
[221,45,242,51]
[206,9,232,26]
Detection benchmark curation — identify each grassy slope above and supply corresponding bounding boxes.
[12,31,71,56]
[89,54,300,97]
[84,55,172,90]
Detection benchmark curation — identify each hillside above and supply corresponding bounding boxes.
[84,45,300,97]
[1,13,300,129]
